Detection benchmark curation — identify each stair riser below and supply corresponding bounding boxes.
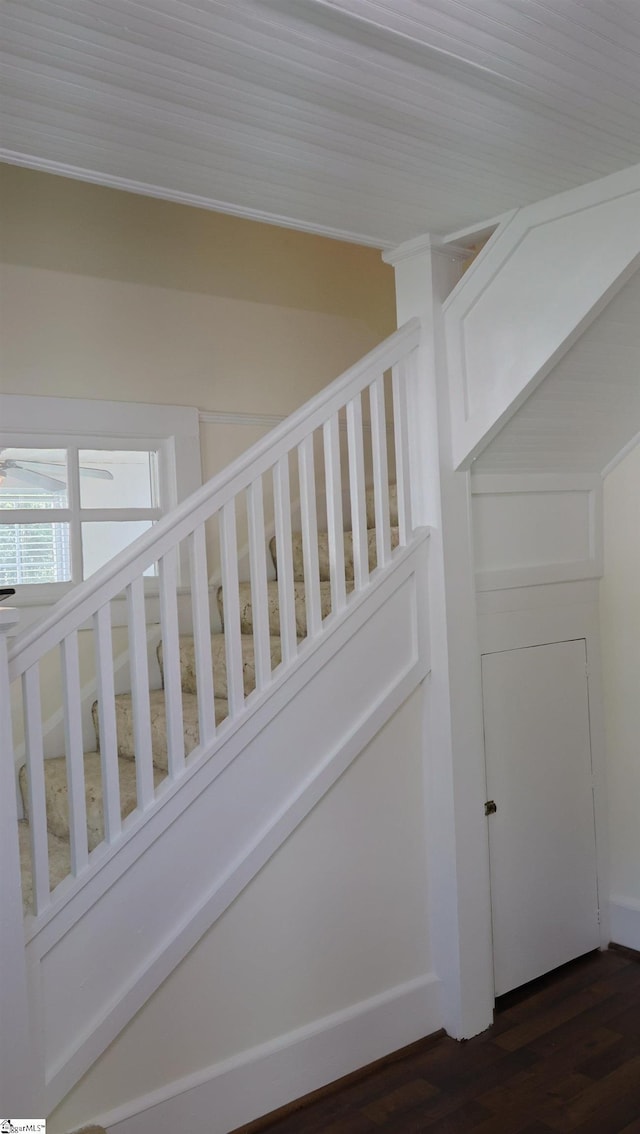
[158,635,282,698]
[92,691,228,770]
[219,581,333,637]
[366,484,398,529]
[271,527,399,583]
[19,755,163,851]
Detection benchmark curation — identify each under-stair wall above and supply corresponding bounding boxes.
[48,683,435,1134]
[0,321,439,1127]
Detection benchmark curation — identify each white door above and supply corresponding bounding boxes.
[482,639,600,997]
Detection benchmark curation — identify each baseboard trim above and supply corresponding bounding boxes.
[609,895,640,953]
[92,974,440,1134]
[230,1029,446,1134]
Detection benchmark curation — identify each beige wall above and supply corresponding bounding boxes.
[0,165,396,481]
[601,444,640,906]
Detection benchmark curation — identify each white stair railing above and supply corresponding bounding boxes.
[4,319,421,926]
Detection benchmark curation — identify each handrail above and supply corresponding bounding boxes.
[9,319,420,679]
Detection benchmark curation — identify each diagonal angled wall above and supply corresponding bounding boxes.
[444,163,640,470]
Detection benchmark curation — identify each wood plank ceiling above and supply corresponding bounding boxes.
[2,1,640,247]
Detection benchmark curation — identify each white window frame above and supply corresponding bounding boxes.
[0,394,202,611]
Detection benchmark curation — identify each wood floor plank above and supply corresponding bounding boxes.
[231,951,640,1134]
[361,1077,439,1123]
[495,986,616,1053]
[375,1097,491,1132]
[543,1053,640,1131]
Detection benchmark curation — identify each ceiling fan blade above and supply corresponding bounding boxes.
[3,459,114,481]
[78,466,114,480]
[6,465,68,491]
[2,458,68,471]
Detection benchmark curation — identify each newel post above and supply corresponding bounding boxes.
[0,608,40,1114]
[382,237,494,1039]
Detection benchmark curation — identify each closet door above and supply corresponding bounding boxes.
[482,639,600,997]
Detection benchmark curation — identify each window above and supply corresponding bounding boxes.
[0,447,161,585]
[0,487,70,584]
[0,395,202,607]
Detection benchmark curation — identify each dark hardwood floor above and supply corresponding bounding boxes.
[232,948,640,1133]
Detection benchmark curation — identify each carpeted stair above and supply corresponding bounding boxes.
[18,487,398,913]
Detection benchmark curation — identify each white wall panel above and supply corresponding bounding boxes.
[472,475,602,590]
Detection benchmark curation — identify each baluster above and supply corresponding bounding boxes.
[369,373,392,569]
[298,434,322,638]
[93,604,121,843]
[323,413,346,615]
[392,359,412,546]
[346,393,368,590]
[22,664,50,913]
[273,455,297,665]
[247,478,272,691]
[0,607,34,1114]
[220,500,245,716]
[188,524,216,744]
[127,576,155,811]
[159,546,185,778]
[60,630,89,874]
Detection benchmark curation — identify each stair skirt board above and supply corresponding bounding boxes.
[85,974,441,1134]
[27,538,430,1114]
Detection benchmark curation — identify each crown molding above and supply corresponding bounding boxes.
[0,151,393,250]
[382,235,437,266]
[382,234,469,267]
[198,410,285,428]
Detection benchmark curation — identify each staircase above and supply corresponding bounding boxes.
[1,319,430,1118]
[17,489,400,912]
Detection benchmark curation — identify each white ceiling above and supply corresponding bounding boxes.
[2,1,640,248]
[474,267,640,476]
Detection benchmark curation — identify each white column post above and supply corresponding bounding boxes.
[0,608,42,1114]
[383,236,494,1039]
